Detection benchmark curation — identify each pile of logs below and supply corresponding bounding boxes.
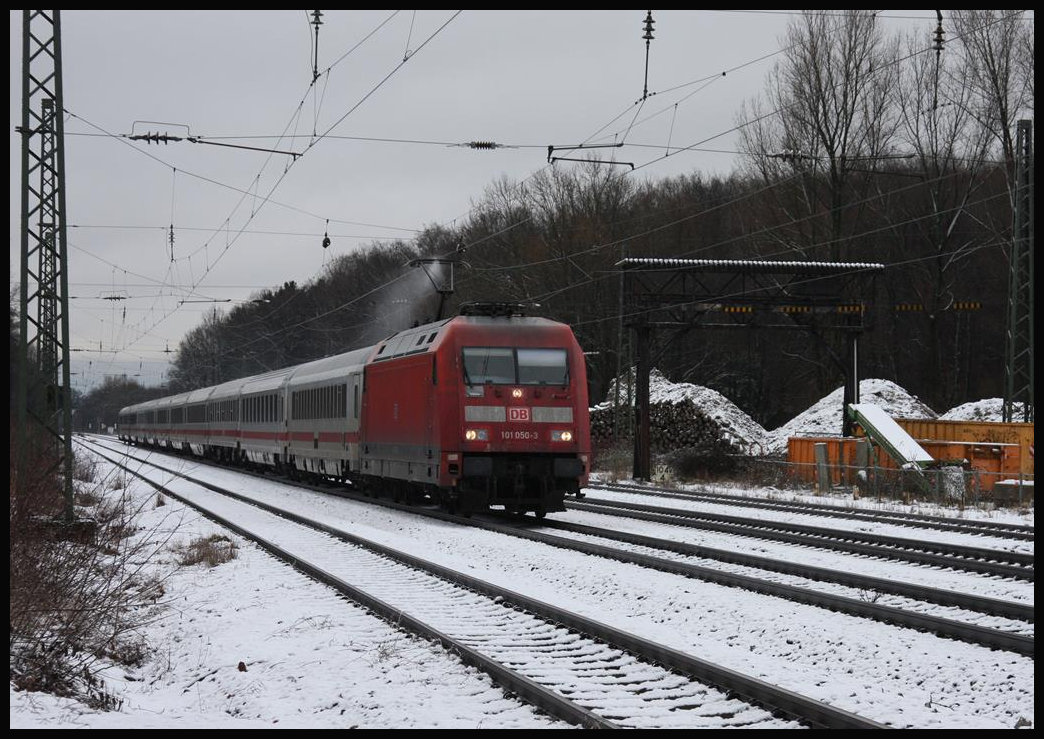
[590,400,743,456]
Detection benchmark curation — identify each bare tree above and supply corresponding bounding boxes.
[881,24,1001,409]
[734,10,903,418]
[738,9,902,261]
[167,307,227,391]
[951,10,1035,184]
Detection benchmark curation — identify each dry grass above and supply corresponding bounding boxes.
[176,534,238,567]
[592,440,633,483]
[10,425,179,709]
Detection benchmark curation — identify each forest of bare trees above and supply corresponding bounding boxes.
[78,10,1034,432]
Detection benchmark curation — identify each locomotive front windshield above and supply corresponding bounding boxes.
[463,347,568,386]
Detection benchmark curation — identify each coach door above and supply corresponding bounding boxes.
[347,372,362,470]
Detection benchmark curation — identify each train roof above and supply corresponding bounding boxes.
[182,385,217,404]
[370,313,568,363]
[119,310,575,414]
[286,345,374,386]
[239,366,297,394]
[206,376,255,402]
[371,319,451,363]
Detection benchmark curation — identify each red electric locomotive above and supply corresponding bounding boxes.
[117,302,590,518]
[359,302,590,516]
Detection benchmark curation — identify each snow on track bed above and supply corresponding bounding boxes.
[80,438,1034,729]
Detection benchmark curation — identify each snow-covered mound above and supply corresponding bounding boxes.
[593,372,1018,459]
[939,398,1029,422]
[594,369,768,452]
[763,379,937,455]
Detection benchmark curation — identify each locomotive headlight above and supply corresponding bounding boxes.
[551,430,573,442]
[511,388,524,399]
[464,428,488,441]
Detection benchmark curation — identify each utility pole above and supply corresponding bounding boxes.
[1003,119,1034,423]
[18,10,74,521]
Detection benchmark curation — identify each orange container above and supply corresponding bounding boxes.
[892,419,1034,477]
[786,437,864,487]
[787,435,1025,492]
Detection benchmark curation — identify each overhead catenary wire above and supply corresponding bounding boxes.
[382,10,1021,321]
[60,11,463,368]
[60,11,1026,380]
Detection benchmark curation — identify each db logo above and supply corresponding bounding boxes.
[508,407,531,422]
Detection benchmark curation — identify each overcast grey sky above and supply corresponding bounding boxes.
[11,10,949,392]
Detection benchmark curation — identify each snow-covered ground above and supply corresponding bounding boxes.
[10,436,1034,729]
[10,452,565,729]
[11,379,1034,728]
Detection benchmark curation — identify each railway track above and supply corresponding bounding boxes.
[565,495,1034,582]
[588,482,1035,538]
[83,437,1034,658]
[80,437,886,729]
[588,480,1035,541]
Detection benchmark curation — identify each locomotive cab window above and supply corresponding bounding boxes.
[462,347,568,386]
[462,347,514,385]
[517,348,568,385]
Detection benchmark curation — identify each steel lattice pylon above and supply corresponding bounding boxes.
[18,9,74,520]
[1003,120,1034,424]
